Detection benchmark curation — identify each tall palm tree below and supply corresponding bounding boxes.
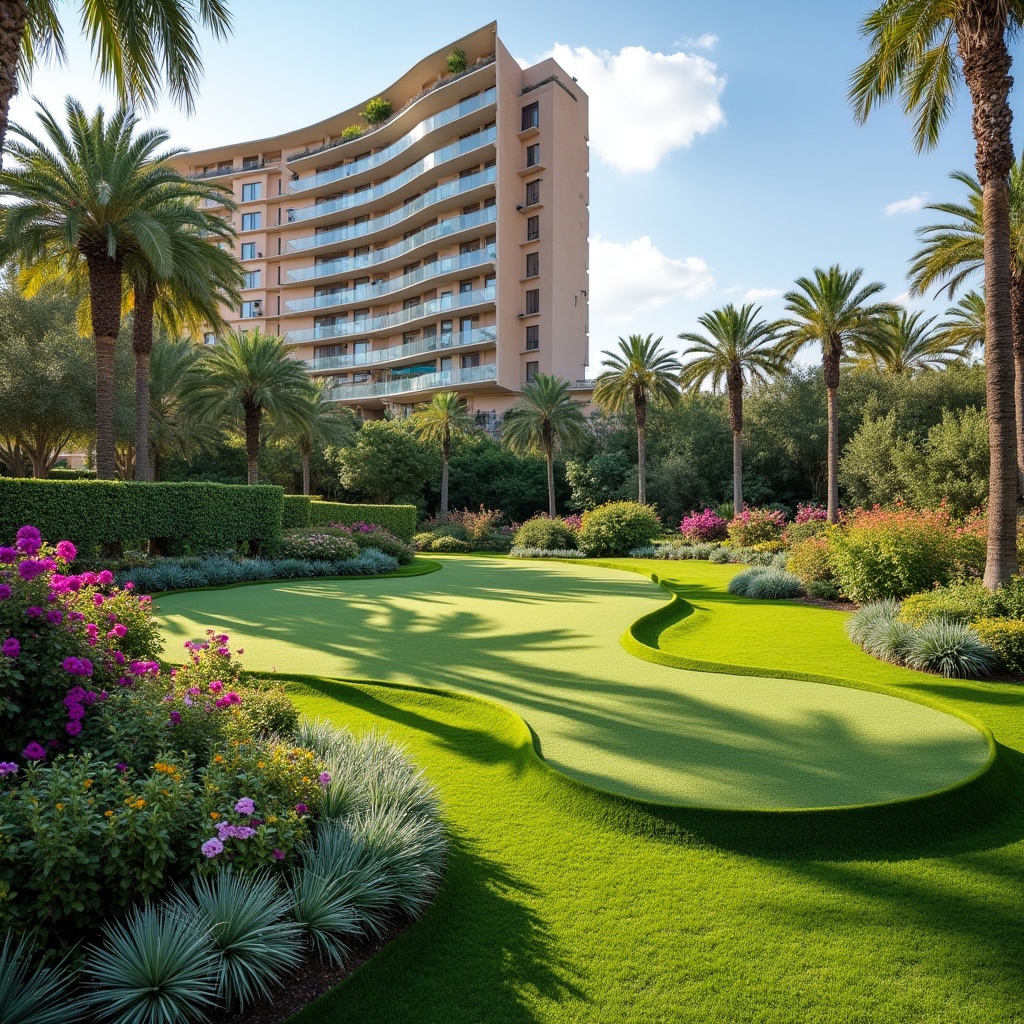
[183,328,315,485]
[413,391,475,514]
[293,380,355,496]
[850,308,971,373]
[677,304,784,515]
[777,266,893,523]
[850,0,1022,587]
[592,334,681,505]
[0,98,231,478]
[937,289,987,353]
[0,0,233,163]
[908,165,1024,484]
[502,373,587,518]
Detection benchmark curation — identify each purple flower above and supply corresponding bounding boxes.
[0,547,17,564]
[216,822,257,840]
[0,762,18,777]
[24,606,43,618]
[208,680,224,693]
[18,560,49,582]
[55,540,77,561]
[295,803,308,815]
[64,687,86,705]
[2,637,20,659]
[66,703,86,721]
[46,609,63,624]
[15,526,41,555]
[201,838,224,858]
[116,762,128,773]
[318,771,331,786]
[62,657,93,676]
[97,570,114,586]
[234,797,255,815]
[93,593,104,607]
[22,742,46,761]
[168,711,182,725]
[0,585,9,601]
[272,848,285,861]
[123,581,135,590]
[113,651,125,665]
[65,719,82,736]
[108,623,127,638]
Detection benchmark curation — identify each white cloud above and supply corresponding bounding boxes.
[589,236,714,325]
[743,287,782,302]
[543,44,726,173]
[892,291,911,305]
[674,34,719,51]
[884,194,928,216]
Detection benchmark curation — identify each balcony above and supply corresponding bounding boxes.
[284,246,496,314]
[287,123,497,206]
[308,326,496,371]
[326,363,497,402]
[190,158,277,180]
[285,285,495,344]
[288,87,496,190]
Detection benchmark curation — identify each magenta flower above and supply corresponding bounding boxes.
[0,547,17,563]
[295,803,308,815]
[109,623,127,638]
[234,797,255,815]
[272,848,285,861]
[318,771,331,786]
[0,585,9,601]
[116,762,128,773]
[97,570,114,586]
[201,838,224,858]
[65,720,82,737]
[55,540,77,561]
[22,742,46,761]
[93,593,104,607]
[62,657,93,676]
[0,762,18,777]
[2,637,20,659]
[123,581,135,590]
[15,526,41,555]
[18,560,49,582]
[208,679,224,693]
[25,606,43,618]
[66,704,86,721]
[168,711,182,725]
[46,609,63,625]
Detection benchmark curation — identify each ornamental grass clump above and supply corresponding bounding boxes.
[902,619,996,678]
[0,931,75,1024]
[728,568,805,600]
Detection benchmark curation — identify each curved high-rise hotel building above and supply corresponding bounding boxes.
[173,23,590,421]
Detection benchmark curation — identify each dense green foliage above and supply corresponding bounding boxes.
[513,517,578,551]
[279,495,417,541]
[578,502,661,557]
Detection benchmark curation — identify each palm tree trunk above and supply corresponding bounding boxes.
[546,449,556,518]
[821,346,841,523]
[301,448,311,495]
[132,289,155,482]
[728,373,743,515]
[635,390,647,505]
[957,8,1019,588]
[244,406,261,485]
[441,435,450,514]
[0,2,27,169]
[85,251,123,481]
[1011,269,1024,497]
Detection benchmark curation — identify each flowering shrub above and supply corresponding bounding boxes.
[679,509,728,543]
[794,502,828,524]
[786,537,834,587]
[418,508,515,552]
[972,618,1024,674]
[727,507,788,547]
[277,529,359,562]
[329,522,415,563]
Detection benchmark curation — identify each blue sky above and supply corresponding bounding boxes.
[11,0,1012,369]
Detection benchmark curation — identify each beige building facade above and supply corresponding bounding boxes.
[172,23,591,421]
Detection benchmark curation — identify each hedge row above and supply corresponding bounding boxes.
[0,479,284,554]
[281,496,417,541]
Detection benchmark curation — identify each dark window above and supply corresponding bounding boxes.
[525,180,541,206]
[462,353,481,369]
[525,289,540,315]
[315,344,342,361]
[527,216,539,241]
[241,155,260,170]
[526,325,539,351]
[526,252,539,278]
[526,360,539,382]
[526,143,540,167]
[521,102,539,131]
[460,280,473,294]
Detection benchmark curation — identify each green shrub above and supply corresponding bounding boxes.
[899,581,997,626]
[430,536,472,553]
[447,47,468,73]
[48,468,95,480]
[0,479,283,556]
[361,96,393,125]
[307,501,416,541]
[413,532,438,551]
[231,685,301,740]
[708,547,731,564]
[807,580,841,601]
[340,124,364,140]
[278,529,360,562]
[727,507,788,547]
[728,568,803,600]
[513,517,577,551]
[972,617,1024,674]
[281,495,311,529]
[786,537,834,588]
[578,502,660,557]
[783,519,829,544]
[334,524,415,564]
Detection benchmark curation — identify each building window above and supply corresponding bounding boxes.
[315,344,342,361]
[241,212,261,232]
[521,102,539,131]
[526,325,539,351]
[526,143,540,167]
[241,182,261,202]
[526,360,539,383]
[526,252,539,278]
[353,372,369,383]
[241,242,256,260]
[525,180,540,206]
[241,299,263,318]
[460,280,473,294]
[525,289,540,315]
[242,155,260,170]
[527,216,539,241]
[462,353,481,369]
[353,341,369,364]
[243,270,261,289]
[203,332,216,347]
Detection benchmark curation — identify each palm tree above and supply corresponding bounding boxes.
[777,266,893,523]
[502,373,587,518]
[937,290,987,353]
[908,165,1024,486]
[592,334,681,504]
[850,0,1022,587]
[0,99,231,478]
[850,308,971,373]
[412,391,475,514]
[183,328,315,485]
[293,380,356,496]
[677,304,784,515]
[0,0,233,162]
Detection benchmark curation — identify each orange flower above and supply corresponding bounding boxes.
[83,779,93,789]
[104,810,114,818]
[55,803,65,811]
[210,811,221,820]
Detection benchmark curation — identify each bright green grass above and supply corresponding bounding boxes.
[154,557,988,809]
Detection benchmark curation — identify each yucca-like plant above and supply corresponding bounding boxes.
[903,619,997,678]
[84,904,218,1024]
[289,869,361,966]
[846,599,902,646]
[177,870,303,1012]
[745,569,805,600]
[862,617,916,664]
[727,567,766,597]
[0,932,76,1024]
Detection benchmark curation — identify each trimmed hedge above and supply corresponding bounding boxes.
[280,496,416,541]
[0,479,283,555]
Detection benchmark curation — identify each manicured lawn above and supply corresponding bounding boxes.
[155,557,988,809]
[153,557,1024,1023]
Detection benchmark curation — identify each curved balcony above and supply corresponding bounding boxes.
[326,362,497,402]
[284,246,495,315]
[309,326,496,371]
[289,86,496,193]
[285,123,496,209]
[285,285,495,344]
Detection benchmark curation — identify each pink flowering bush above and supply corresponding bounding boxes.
[727,507,788,547]
[679,509,728,543]
[794,502,828,524]
[330,521,416,562]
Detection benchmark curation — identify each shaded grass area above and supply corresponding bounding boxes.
[154,558,989,810]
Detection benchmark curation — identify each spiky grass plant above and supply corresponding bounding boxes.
[903,618,997,678]
[744,569,805,600]
[0,932,76,1024]
[289,869,362,966]
[727,567,766,596]
[177,870,303,1011]
[846,599,902,646]
[84,904,218,1024]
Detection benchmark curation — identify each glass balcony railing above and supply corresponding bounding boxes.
[287,123,497,212]
[286,205,496,280]
[285,285,495,344]
[285,246,496,313]
[325,363,497,402]
[309,326,496,371]
[288,87,496,188]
